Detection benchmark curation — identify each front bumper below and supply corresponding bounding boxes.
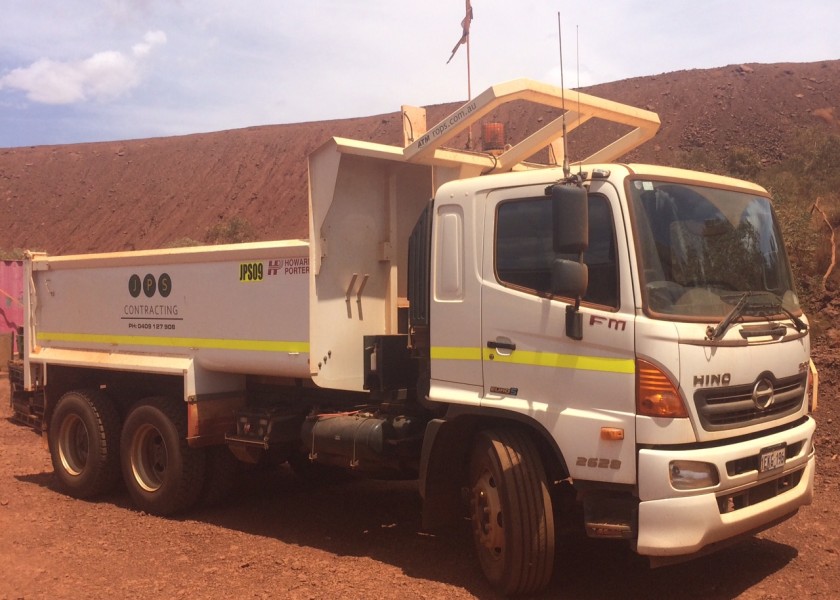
[636,416,815,556]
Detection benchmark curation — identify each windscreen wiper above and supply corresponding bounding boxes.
[706,292,750,340]
[746,292,809,333]
[779,304,808,333]
[706,291,808,341]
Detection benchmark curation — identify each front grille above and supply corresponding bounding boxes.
[716,468,804,514]
[726,441,805,477]
[694,373,805,431]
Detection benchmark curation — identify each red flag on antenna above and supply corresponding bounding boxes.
[446,0,473,64]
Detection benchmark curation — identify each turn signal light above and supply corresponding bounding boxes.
[636,359,688,418]
[600,427,625,441]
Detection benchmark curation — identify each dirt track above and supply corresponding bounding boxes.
[1,368,838,600]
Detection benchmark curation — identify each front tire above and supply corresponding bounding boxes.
[49,389,121,499]
[468,429,555,595]
[120,397,205,515]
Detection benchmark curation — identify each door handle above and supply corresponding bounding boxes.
[487,340,516,351]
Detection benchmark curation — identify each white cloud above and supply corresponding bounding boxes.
[1,0,838,147]
[2,58,86,103]
[0,30,166,105]
[133,30,167,57]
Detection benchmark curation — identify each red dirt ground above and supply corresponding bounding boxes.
[0,357,837,599]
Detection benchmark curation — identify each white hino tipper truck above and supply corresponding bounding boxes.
[8,79,817,595]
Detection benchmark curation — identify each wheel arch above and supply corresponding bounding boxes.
[42,364,183,435]
[418,405,570,530]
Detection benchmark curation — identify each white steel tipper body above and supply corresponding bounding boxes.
[9,80,816,596]
[24,241,312,390]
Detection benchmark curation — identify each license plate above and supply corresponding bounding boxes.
[758,445,786,474]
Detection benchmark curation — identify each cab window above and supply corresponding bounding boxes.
[495,194,618,308]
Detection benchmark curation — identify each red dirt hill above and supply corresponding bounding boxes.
[1,60,838,256]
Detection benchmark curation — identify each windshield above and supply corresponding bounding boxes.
[628,179,800,319]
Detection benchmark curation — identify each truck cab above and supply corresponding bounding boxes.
[420,163,814,566]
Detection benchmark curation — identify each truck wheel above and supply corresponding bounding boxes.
[468,429,555,595]
[120,397,205,515]
[49,389,121,499]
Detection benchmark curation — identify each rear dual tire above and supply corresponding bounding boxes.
[49,389,122,499]
[120,397,205,515]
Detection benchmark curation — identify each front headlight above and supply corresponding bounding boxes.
[670,460,720,490]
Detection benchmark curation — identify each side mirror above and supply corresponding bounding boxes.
[551,259,588,298]
[552,185,589,254]
[550,184,589,341]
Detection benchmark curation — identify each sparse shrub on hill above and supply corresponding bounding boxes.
[0,248,28,260]
[204,216,256,245]
[725,147,762,180]
[674,148,719,174]
[755,129,840,309]
[680,128,840,311]
[162,237,203,249]
[764,173,820,306]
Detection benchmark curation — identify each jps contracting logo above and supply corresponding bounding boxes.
[129,273,172,298]
[124,273,180,330]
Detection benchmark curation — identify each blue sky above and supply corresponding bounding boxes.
[1,0,837,148]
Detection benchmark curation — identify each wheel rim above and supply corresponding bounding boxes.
[471,467,505,562]
[129,423,168,492]
[57,413,89,477]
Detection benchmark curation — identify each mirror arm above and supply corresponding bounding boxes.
[565,249,584,341]
[565,301,583,341]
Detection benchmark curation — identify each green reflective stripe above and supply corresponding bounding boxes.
[37,331,309,353]
[432,345,634,374]
[430,346,483,361]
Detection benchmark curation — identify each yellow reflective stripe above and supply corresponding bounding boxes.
[430,346,483,361]
[431,345,635,374]
[484,349,635,373]
[37,331,309,354]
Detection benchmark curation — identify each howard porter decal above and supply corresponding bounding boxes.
[240,257,309,281]
[270,257,309,276]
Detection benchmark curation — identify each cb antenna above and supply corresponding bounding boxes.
[557,12,571,179]
[576,23,583,176]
